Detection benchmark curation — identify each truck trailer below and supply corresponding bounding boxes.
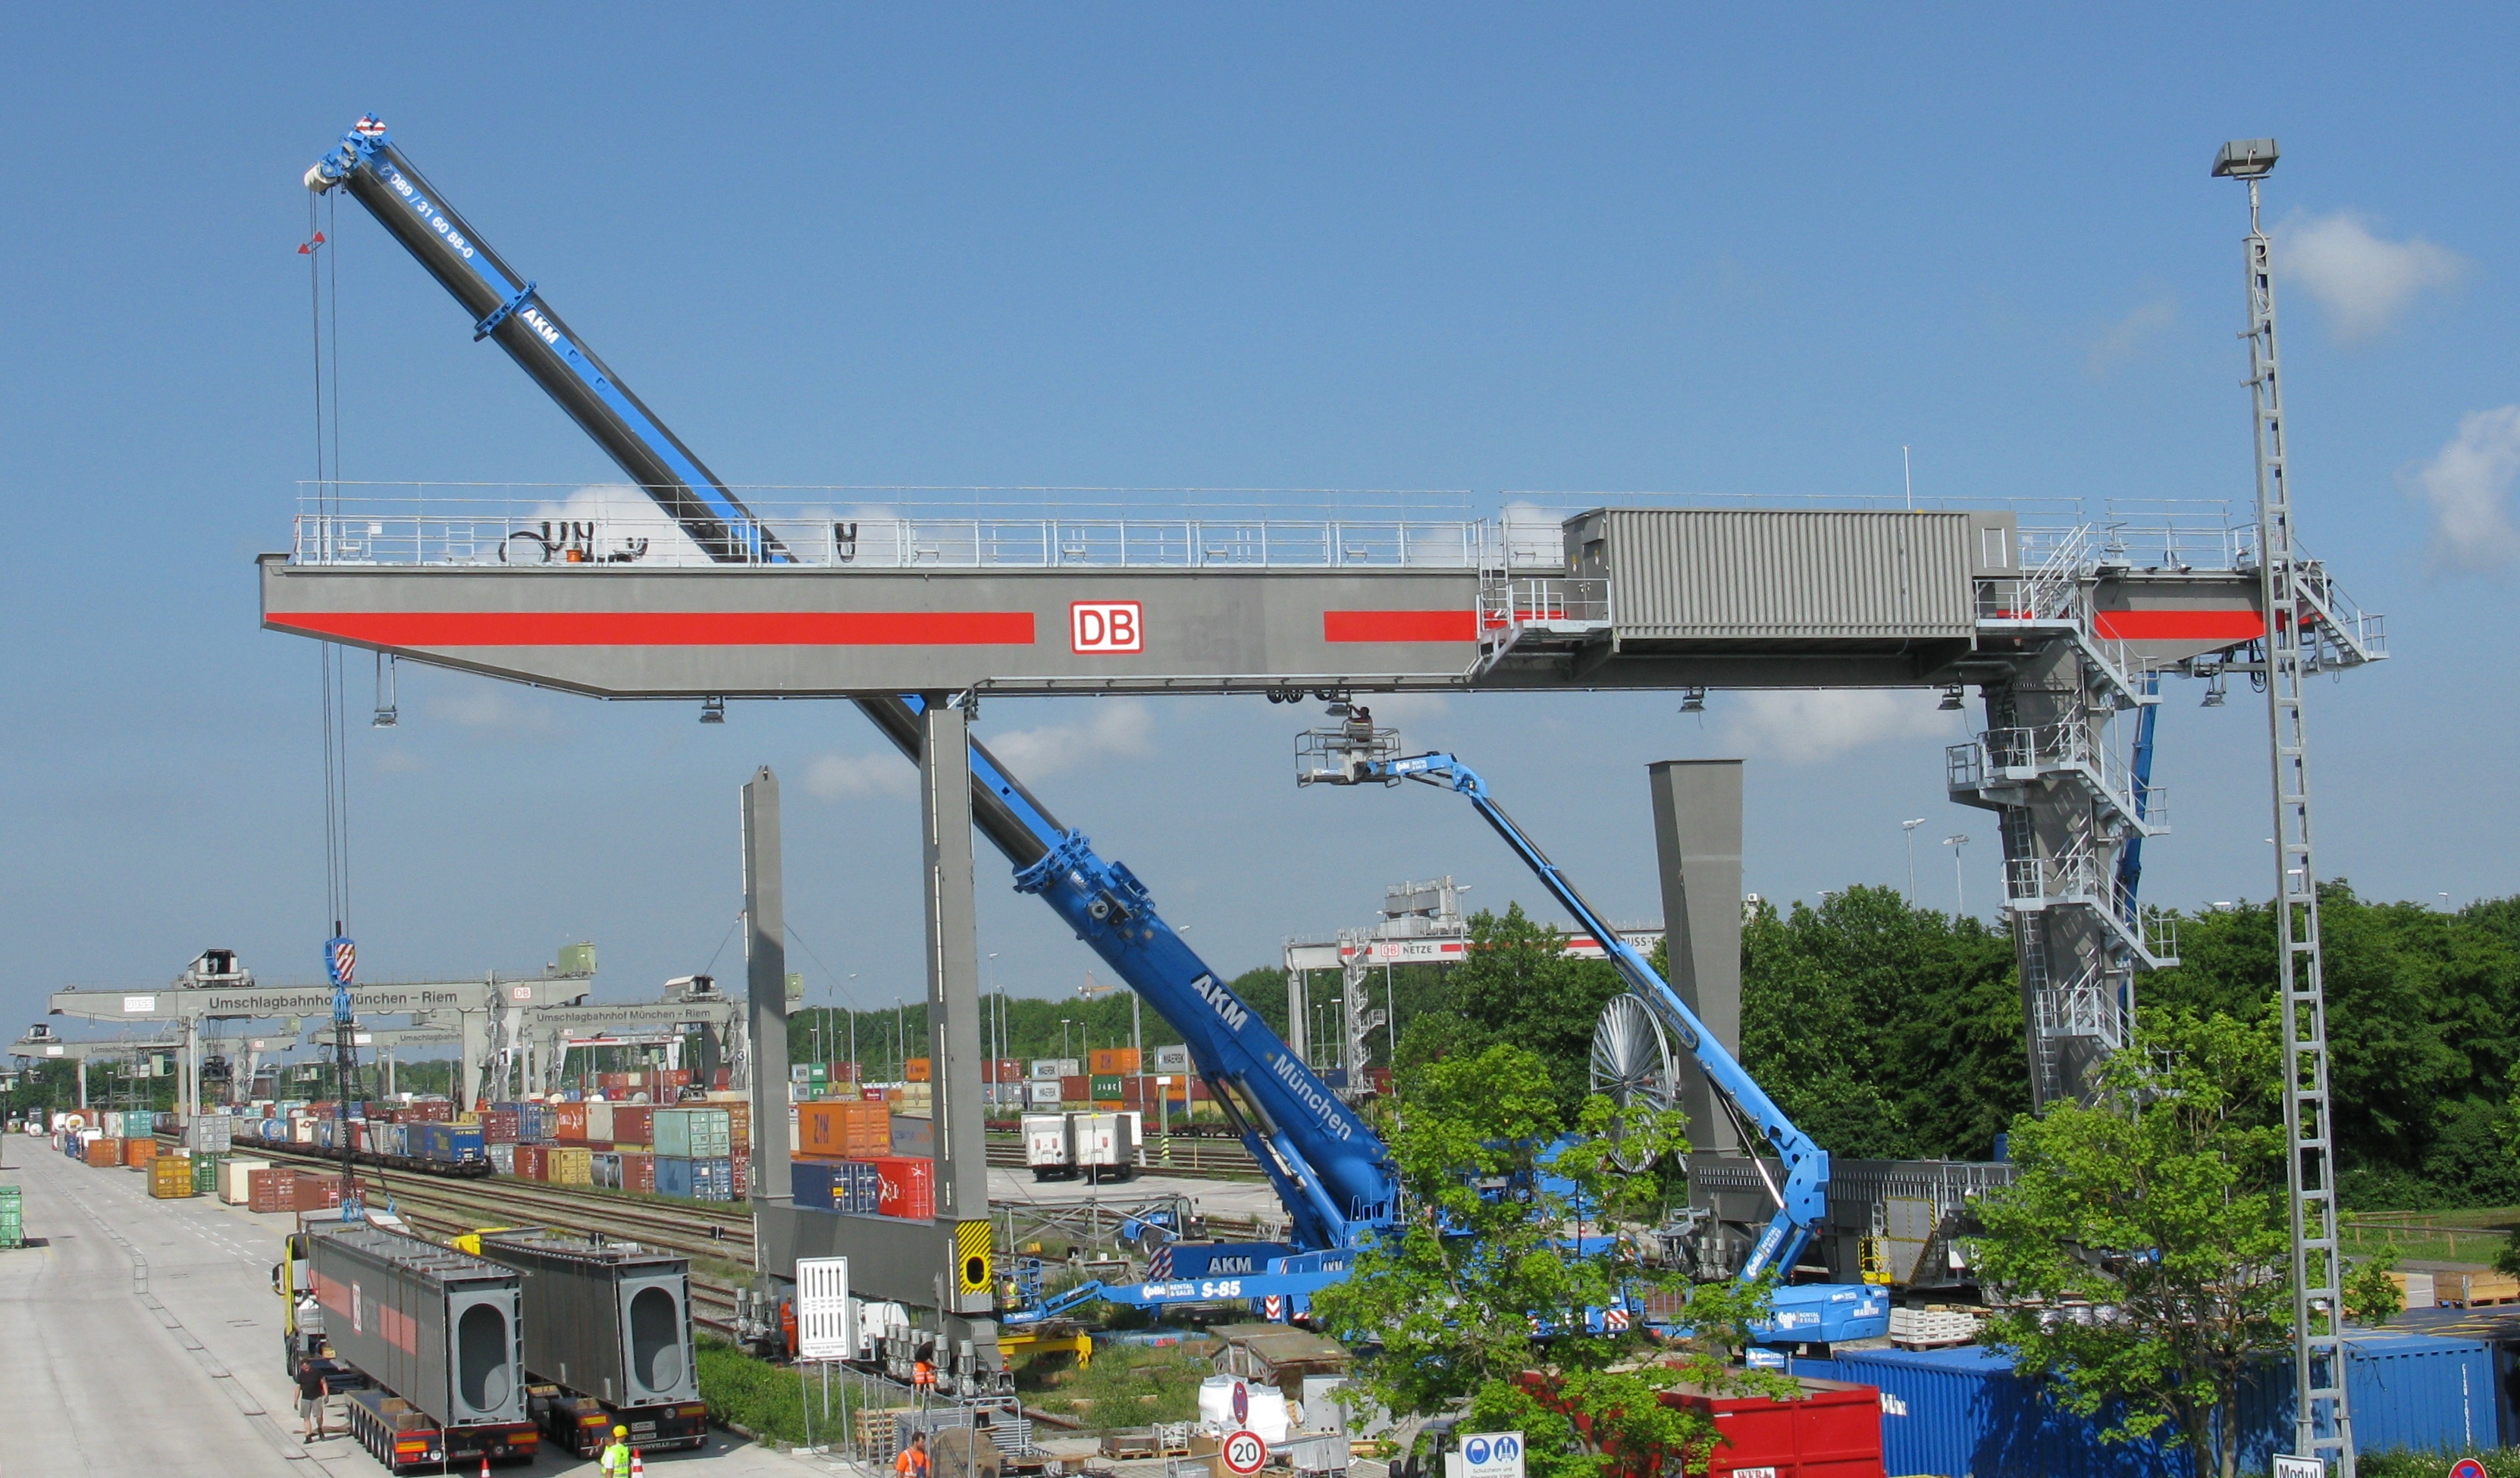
[304,1223,539,1471]
[474,1229,708,1455]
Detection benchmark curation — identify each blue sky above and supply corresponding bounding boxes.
[3,6,2513,1040]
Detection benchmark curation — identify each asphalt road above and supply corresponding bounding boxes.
[0,1138,840,1477]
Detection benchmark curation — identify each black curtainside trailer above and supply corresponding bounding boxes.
[475,1229,708,1455]
[307,1223,539,1470]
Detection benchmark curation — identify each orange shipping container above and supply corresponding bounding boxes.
[1089,1048,1142,1076]
[796,1100,892,1160]
[86,1137,121,1167]
[123,1137,158,1168]
[553,1101,589,1143]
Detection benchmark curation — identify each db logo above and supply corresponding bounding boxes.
[1070,601,1142,654]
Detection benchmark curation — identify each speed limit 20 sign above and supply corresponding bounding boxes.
[1221,1429,1268,1476]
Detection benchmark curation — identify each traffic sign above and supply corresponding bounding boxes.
[1231,1379,1249,1426]
[1461,1432,1525,1478]
[2451,1461,2487,1478]
[1221,1429,1268,1476]
[2271,1458,2324,1478]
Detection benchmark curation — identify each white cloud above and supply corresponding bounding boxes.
[804,750,917,800]
[2409,406,2520,575]
[1717,689,1961,764]
[2279,211,2466,341]
[372,749,429,775]
[2086,295,2177,377]
[983,701,1158,778]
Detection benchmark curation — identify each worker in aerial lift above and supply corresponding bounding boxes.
[600,1424,635,1478]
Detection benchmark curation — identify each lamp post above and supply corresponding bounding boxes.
[892,997,904,1081]
[1942,834,1970,917]
[1060,1018,1073,1064]
[1902,818,1927,900]
[986,951,1001,1094]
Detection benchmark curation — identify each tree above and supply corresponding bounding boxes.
[1313,1044,1788,1478]
[1969,1011,2290,1478]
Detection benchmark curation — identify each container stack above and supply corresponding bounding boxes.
[149,1152,196,1199]
[651,1107,735,1202]
[0,1185,20,1249]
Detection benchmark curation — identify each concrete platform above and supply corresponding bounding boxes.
[986,1168,1284,1224]
[0,1138,830,1476]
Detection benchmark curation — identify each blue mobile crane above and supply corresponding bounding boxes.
[303,118,1393,1311]
[1299,722,1889,1344]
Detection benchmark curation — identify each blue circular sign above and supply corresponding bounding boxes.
[1465,1440,1490,1465]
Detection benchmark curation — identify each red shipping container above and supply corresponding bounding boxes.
[293,1173,344,1212]
[732,1154,750,1201]
[1059,1075,1089,1102]
[870,1156,934,1220]
[619,1151,657,1193]
[512,1143,550,1181]
[610,1107,654,1147]
[483,1110,521,1144]
[1661,1379,1884,1478]
[553,1101,589,1143]
[248,1167,296,1213]
[407,1099,453,1123]
[659,1069,691,1088]
[982,1059,1024,1084]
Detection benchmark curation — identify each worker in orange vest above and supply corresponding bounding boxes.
[896,1432,930,1478]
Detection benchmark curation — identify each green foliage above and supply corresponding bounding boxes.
[1738,886,2026,1160]
[1374,905,1625,1116]
[1316,1044,1788,1478]
[2145,885,2520,1210]
[2344,1250,2404,1327]
[694,1336,808,1443]
[2359,1449,2520,1478]
[1970,1012,2290,1478]
[1017,1344,1209,1427]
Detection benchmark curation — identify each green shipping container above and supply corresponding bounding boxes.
[1090,1075,1123,1098]
[0,1184,22,1248]
[192,1155,221,1194]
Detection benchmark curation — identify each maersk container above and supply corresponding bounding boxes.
[1794,1332,2495,1478]
[308,1223,527,1429]
[475,1230,697,1409]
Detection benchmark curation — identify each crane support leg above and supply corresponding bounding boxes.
[920,697,989,1224]
[1647,759,1744,1154]
[743,768,795,1210]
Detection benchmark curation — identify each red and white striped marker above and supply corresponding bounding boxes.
[479,1455,491,1478]
[631,1449,647,1476]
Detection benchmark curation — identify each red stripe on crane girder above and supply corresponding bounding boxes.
[268,611,1038,647]
[1321,609,1479,643]
[2091,609,2265,642]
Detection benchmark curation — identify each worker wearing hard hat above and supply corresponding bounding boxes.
[601,1425,635,1478]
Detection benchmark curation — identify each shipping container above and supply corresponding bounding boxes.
[186,1115,234,1153]
[1023,1114,1073,1179]
[486,1143,516,1176]
[0,1185,21,1249]
[1152,1044,1191,1073]
[1030,1059,1080,1081]
[548,1147,594,1187]
[609,1107,654,1148]
[904,1057,932,1083]
[294,1173,343,1212]
[309,1223,528,1429]
[1060,1074,1090,1103]
[651,1108,732,1160]
[1660,1377,1882,1478]
[982,1058,1024,1084]
[591,1151,624,1190]
[121,1136,158,1168]
[889,1115,934,1158]
[218,1157,271,1204]
[191,1153,221,1195]
[482,1110,521,1144]
[791,1160,838,1210]
[652,1155,732,1202]
[512,1144,550,1182]
[473,1229,704,1451]
[86,1137,121,1168]
[797,1101,892,1160]
[554,1101,589,1144]
[585,1102,614,1144]
[1026,1081,1063,1108]
[1089,1074,1124,1100]
[249,1167,297,1214]
[870,1157,934,1220]
[654,1156,693,1200]
[1089,1048,1142,1076]
[1792,1332,2496,1478]
[619,1152,656,1195]
[150,1154,196,1199]
[1562,507,2001,641]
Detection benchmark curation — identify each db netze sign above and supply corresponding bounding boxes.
[1070,601,1142,653]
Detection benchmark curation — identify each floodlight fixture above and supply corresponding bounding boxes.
[1680,686,1707,713]
[1937,685,1965,711]
[2212,138,2279,180]
[699,696,727,724]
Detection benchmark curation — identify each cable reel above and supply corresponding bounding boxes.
[1588,994,1677,1173]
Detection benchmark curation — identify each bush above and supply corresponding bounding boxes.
[2359,1449,2520,1478]
[1017,1344,1209,1429]
[695,1336,809,1445]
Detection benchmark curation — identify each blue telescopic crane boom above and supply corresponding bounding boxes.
[1305,741,1825,1284]
[304,117,1395,1254]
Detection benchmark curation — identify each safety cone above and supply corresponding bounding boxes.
[630,1449,646,1477]
[479,1455,491,1478]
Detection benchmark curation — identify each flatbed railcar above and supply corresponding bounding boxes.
[227,1116,498,1179]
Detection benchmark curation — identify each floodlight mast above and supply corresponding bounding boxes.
[2218,135,2357,1478]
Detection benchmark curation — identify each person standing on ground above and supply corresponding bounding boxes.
[296,1361,329,1442]
[896,1431,930,1478]
[601,1424,635,1477]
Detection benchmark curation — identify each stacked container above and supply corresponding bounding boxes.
[869,1157,934,1220]
[549,1147,594,1187]
[795,1101,891,1160]
[0,1185,20,1249]
[513,1144,550,1182]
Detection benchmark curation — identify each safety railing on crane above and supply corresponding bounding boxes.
[1945,723,2167,832]
[287,485,1508,572]
[2004,843,2180,967]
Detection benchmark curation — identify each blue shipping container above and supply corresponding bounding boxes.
[792,1161,838,1210]
[837,1160,879,1215]
[656,1155,694,1200]
[691,1155,734,1203]
[1794,1332,2495,1477]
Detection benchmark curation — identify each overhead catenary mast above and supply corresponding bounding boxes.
[2214,136,2355,1478]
